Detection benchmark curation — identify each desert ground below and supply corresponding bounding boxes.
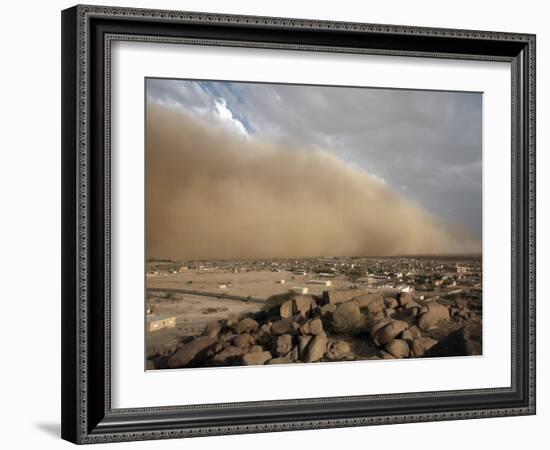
[146,256,482,369]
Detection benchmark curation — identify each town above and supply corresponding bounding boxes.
[146,255,482,369]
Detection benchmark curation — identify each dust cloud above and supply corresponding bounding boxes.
[147,103,480,260]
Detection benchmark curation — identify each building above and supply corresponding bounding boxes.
[146,315,176,333]
[308,279,332,286]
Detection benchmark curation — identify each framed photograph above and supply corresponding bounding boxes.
[61,5,536,444]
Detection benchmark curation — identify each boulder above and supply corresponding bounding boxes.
[423,324,481,357]
[332,301,364,334]
[297,335,313,358]
[370,317,394,338]
[280,295,317,319]
[279,300,294,319]
[418,303,450,331]
[411,337,438,357]
[399,292,414,307]
[233,317,259,334]
[249,345,264,353]
[202,320,222,338]
[373,320,409,345]
[303,333,328,363]
[233,333,255,349]
[401,326,422,343]
[210,346,245,366]
[167,336,217,368]
[320,303,337,316]
[274,334,294,356]
[300,317,324,336]
[385,339,410,358]
[325,340,352,360]
[271,317,300,336]
[293,295,317,317]
[384,308,396,317]
[384,297,399,309]
[403,300,421,309]
[354,294,385,315]
[266,356,294,365]
[241,350,272,366]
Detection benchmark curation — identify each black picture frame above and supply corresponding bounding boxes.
[61,4,536,444]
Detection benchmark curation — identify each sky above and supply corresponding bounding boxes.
[146,78,482,245]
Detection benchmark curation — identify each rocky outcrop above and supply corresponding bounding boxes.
[150,290,481,369]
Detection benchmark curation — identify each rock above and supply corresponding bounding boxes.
[241,350,272,366]
[298,335,313,358]
[167,336,217,368]
[411,337,438,357]
[325,340,352,360]
[203,320,222,338]
[259,323,272,333]
[370,317,394,338]
[280,300,294,319]
[354,294,385,315]
[303,333,328,362]
[384,308,396,317]
[234,317,259,334]
[403,300,421,309]
[379,350,395,359]
[210,346,245,366]
[320,303,337,316]
[146,359,156,370]
[332,301,364,334]
[385,339,410,358]
[249,345,264,353]
[399,292,414,307]
[384,297,398,309]
[373,320,409,345]
[409,307,419,318]
[271,317,300,336]
[266,356,293,365]
[401,326,422,343]
[233,333,255,349]
[289,345,299,361]
[274,334,294,356]
[293,295,317,317]
[280,295,316,319]
[225,314,240,327]
[300,317,324,336]
[147,339,178,359]
[417,303,450,331]
[423,324,481,357]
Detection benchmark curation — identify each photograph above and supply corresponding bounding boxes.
[145,79,483,369]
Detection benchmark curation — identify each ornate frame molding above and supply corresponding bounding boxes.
[61,4,536,444]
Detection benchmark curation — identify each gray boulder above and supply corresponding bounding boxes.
[241,350,272,366]
[373,320,409,345]
[274,334,294,356]
[167,336,217,368]
[418,303,450,331]
[234,317,259,334]
[202,320,222,338]
[303,333,328,362]
[271,317,300,335]
[210,346,245,366]
[411,337,438,357]
[385,339,410,358]
[332,301,364,334]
